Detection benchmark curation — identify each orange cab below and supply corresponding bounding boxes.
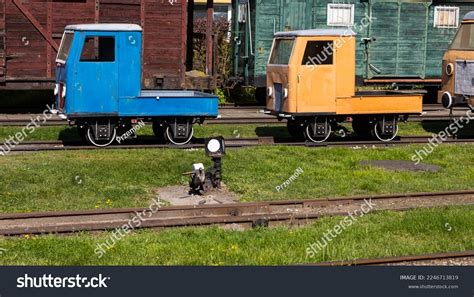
[440,12,474,110]
[264,29,423,142]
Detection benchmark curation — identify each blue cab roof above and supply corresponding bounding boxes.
[65,24,142,32]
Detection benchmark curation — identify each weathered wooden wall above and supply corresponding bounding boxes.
[0,0,187,90]
[0,0,6,83]
[233,0,474,87]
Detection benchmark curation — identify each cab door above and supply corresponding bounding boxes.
[297,39,337,113]
[72,33,119,114]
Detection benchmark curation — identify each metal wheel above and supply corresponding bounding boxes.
[86,125,117,147]
[165,125,194,145]
[304,122,332,143]
[373,122,399,142]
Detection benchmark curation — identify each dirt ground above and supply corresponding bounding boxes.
[154,183,239,206]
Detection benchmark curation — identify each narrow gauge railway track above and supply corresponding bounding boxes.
[5,135,474,153]
[315,251,474,266]
[0,190,473,236]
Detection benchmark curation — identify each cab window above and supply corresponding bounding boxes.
[302,41,334,65]
[56,32,74,63]
[269,39,294,65]
[80,36,115,62]
[450,23,474,50]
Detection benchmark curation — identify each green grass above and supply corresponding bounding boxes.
[0,121,472,142]
[0,145,473,212]
[0,206,472,265]
[0,124,289,142]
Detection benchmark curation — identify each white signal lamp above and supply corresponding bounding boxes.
[205,137,225,157]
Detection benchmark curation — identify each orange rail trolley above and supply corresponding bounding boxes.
[439,11,474,110]
[263,29,423,143]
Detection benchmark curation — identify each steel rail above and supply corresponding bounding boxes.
[3,135,474,153]
[314,250,474,266]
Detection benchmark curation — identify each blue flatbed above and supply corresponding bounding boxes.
[66,91,218,118]
[123,90,218,117]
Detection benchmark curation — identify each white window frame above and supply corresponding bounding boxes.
[327,3,355,27]
[434,6,459,29]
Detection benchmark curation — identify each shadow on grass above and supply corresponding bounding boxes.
[255,126,290,138]
[58,127,81,141]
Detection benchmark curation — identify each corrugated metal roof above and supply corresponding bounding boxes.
[463,11,474,20]
[274,28,356,37]
[65,24,142,31]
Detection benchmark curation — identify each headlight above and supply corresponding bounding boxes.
[267,86,273,97]
[442,92,453,109]
[446,63,454,76]
[283,88,289,99]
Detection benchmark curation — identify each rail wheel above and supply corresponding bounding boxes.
[373,119,399,142]
[304,118,332,143]
[287,120,305,140]
[152,122,166,143]
[165,126,193,145]
[85,121,117,147]
[164,119,194,145]
[352,118,372,138]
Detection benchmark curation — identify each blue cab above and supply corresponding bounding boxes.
[55,24,218,146]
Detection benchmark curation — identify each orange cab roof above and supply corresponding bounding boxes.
[274,28,356,37]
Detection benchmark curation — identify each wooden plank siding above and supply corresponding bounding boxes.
[0,0,187,89]
[254,0,280,82]
[0,0,5,82]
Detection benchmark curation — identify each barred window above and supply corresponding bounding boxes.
[327,4,354,27]
[434,6,459,29]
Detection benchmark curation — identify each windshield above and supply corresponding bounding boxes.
[269,38,295,65]
[56,32,74,63]
[450,23,474,50]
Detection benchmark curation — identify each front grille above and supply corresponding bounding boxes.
[455,60,474,96]
[274,83,283,112]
